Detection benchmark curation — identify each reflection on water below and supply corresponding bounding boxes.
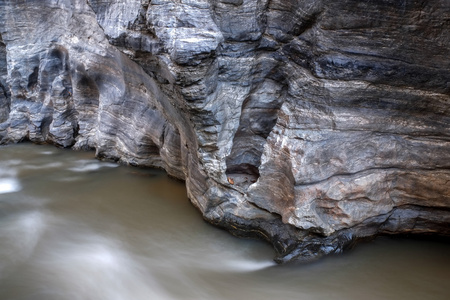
[0,143,449,300]
[0,178,21,194]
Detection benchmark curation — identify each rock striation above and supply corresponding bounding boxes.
[1,0,449,262]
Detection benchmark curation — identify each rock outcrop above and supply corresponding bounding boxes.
[1,0,449,262]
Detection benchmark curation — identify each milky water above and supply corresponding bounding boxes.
[0,143,449,300]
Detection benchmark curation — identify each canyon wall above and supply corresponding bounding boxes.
[1,0,449,262]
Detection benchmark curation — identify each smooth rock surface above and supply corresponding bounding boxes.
[0,0,449,262]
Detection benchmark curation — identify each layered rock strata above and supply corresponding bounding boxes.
[1,0,449,262]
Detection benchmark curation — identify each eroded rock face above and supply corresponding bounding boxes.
[1,0,449,262]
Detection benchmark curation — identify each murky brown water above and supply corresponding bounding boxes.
[1,143,449,300]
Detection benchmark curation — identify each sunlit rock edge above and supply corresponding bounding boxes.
[0,0,449,263]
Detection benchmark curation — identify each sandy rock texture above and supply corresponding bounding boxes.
[1,0,449,262]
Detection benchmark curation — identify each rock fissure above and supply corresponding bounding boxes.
[293,166,450,187]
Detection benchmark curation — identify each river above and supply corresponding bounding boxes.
[0,143,449,300]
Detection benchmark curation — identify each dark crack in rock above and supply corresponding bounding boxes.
[0,0,449,263]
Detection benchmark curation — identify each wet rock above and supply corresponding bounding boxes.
[0,0,449,263]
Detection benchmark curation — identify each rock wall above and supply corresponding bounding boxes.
[1,0,449,262]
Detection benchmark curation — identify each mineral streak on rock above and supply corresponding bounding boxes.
[0,0,449,262]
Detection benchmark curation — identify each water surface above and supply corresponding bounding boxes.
[0,143,449,300]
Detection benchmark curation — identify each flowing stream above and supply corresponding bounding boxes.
[0,143,449,300]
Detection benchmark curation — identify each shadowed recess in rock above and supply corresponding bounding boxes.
[0,32,10,123]
[226,79,286,185]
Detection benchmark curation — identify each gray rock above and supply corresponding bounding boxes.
[0,0,449,263]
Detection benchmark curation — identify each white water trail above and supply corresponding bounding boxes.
[0,211,47,276]
[68,160,118,172]
[37,235,174,300]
